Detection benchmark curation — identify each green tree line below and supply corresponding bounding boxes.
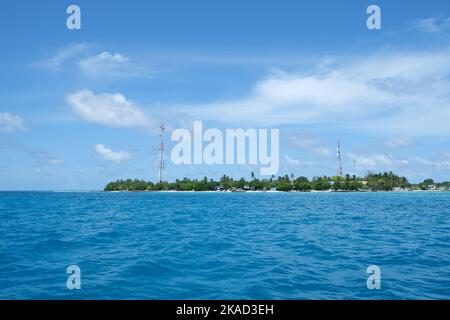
[104,171,448,192]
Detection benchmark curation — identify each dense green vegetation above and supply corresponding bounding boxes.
[365,172,410,191]
[104,172,449,192]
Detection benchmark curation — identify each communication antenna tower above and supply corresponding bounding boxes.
[337,140,343,176]
[158,124,165,183]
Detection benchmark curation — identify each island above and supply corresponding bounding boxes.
[104,172,450,192]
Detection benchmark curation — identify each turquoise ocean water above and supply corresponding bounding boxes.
[0,191,449,299]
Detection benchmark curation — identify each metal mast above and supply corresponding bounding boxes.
[337,140,343,176]
[158,123,165,183]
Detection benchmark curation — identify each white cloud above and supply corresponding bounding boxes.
[411,156,450,170]
[173,50,450,135]
[39,43,90,70]
[383,137,415,148]
[38,44,152,78]
[0,113,27,133]
[67,90,157,130]
[313,147,333,157]
[349,153,409,169]
[288,132,319,148]
[284,155,300,165]
[95,144,130,162]
[90,51,128,63]
[47,159,64,166]
[443,152,450,159]
[79,51,149,78]
[286,132,333,157]
[415,16,450,33]
[284,155,314,166]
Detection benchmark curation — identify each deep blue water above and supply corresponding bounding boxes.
[0,191,449,299]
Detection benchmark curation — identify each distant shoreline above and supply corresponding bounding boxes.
[0,190,447,193]
[104,172,450,193]
[104,189,449,193]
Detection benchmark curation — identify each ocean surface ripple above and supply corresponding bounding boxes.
[0,192,449,299]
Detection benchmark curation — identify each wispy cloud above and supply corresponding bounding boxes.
[0,136,63,167]
[313,147,333,157]
[67,90,159,131]
[286,132,333,157]
[0,113,27,133]
[47,159,64,166]
[37,43,90,71]
[284,155,314,166]
[414,16,450,33]
[95,144,130,162]
[79,51,153,79]
[382,137,416,149]
[411,156,450,170]
[37,44,154,79]
[349,153,409,169]
[172,49,450,135]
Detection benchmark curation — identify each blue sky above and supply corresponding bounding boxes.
[1,0,450,190]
